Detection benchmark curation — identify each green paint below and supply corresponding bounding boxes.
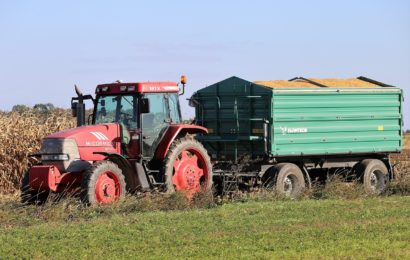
[192,77,402,159]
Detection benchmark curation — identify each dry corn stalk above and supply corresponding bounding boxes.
[0,110,75,194]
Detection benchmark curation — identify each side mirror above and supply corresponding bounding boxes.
[139,98,150,114]
[71,102,78,117]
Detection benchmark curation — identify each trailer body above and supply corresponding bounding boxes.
[192,76,403,161]
[191,76,403,195]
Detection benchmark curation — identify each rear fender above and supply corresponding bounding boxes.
[154,124,208,160]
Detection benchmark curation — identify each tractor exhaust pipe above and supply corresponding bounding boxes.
[71,85,94,127]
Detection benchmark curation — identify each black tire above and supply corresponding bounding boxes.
[357,159,389,194]
[262,166,277,192]
[20,171,49,205]
[81,161,126,205]
[272,163,306,198]
[163,137,213,195]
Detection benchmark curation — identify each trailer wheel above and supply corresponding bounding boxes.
[20,171,49,204]
[164,137,213,198]
[274,163,306,198]
[81,161,126,205]
[357,159,389,194]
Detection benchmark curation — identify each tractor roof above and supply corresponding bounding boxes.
[96,82,179,94]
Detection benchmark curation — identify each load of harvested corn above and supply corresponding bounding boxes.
[255,77,380,88]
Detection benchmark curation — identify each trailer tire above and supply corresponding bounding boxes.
[20,170,49,205]
[81,161,126,205]
[163,137,213,198]
[357,159,389,194]
[274,163,306,198]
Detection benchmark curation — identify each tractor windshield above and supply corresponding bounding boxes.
[95,95,138,128]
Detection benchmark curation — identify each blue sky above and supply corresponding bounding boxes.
[0,0,409,129]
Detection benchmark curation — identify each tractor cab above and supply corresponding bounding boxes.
[91,81,182,159]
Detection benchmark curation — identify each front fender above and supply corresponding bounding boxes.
[154,124,208,160]
[94,152,149,191]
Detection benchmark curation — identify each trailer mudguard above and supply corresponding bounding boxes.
[154,124,208,160]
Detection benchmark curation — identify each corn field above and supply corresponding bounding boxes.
[0,110,75,194]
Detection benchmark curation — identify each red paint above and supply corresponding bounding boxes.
[96,82,179,94]
[29,165,82,192]
[94,171,122,204]
[46,123,121,161]
[172,148,210,198]
[154,124,208,160]
[29,165,60,191]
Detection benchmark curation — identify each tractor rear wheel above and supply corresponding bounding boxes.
[164,137,213,198]
[20,170,49,204]
[272,163,306,198]
[356,159,389,194]
[81,161,126,205]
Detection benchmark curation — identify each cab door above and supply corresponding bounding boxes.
[141,93,170,158]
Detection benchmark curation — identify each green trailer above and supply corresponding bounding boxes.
[190,76,403,196]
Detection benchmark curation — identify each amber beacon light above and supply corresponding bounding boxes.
[179,75,187,95]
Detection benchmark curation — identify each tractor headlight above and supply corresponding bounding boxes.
[41,154,70,161]
[40,138,80,172]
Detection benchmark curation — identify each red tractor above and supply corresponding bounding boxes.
[21,76,213,204]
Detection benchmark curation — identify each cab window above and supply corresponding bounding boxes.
[95,95,138,129]
[168,93,181,123]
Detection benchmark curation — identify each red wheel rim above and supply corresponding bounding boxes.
[172,148,210,198]
[95,171,122,204]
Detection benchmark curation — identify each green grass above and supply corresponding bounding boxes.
[1,196,409,259]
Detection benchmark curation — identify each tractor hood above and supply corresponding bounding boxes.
[44,123,121,161]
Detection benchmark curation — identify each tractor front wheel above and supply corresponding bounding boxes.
[164,137,213,198]
[81,161,126,205]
